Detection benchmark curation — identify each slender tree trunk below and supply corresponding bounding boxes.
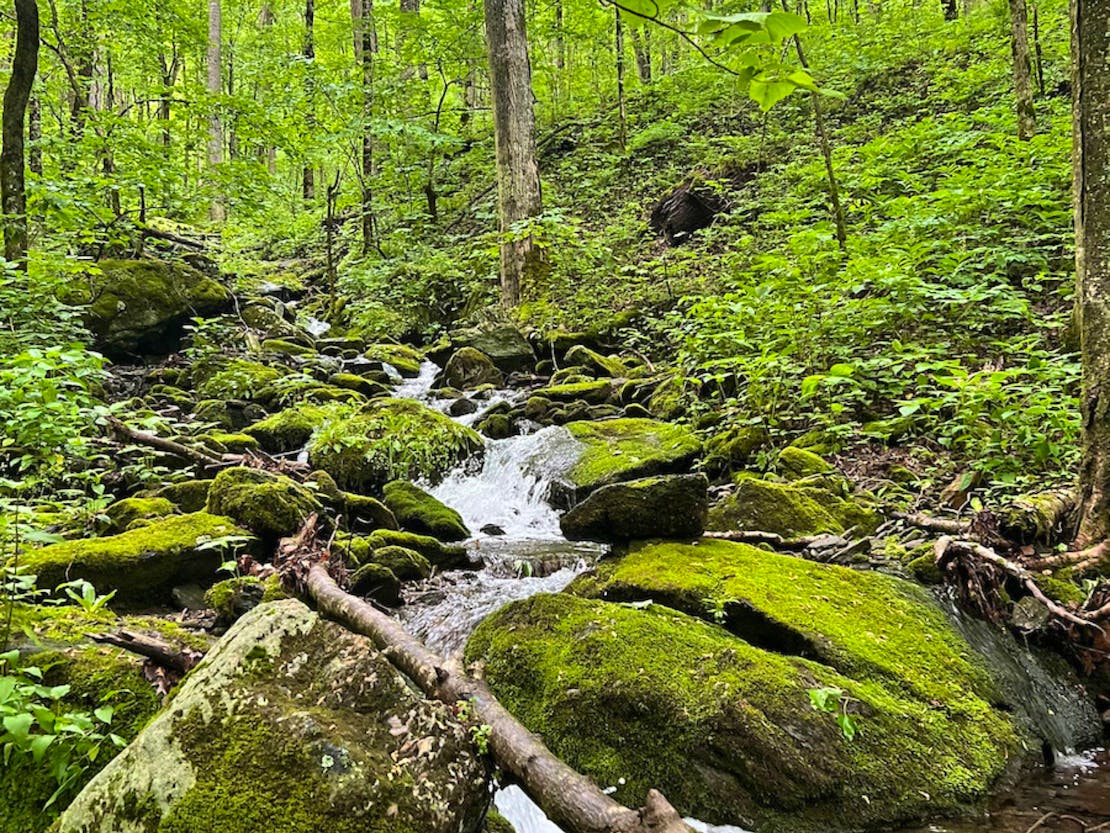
[1073,0,1110,547]
[27,95,40,176]
[629,25,652,83]
[943,0,958,19]
[1009,0,1037,140]
[207,0,225,222]
[303,0,316,201]
[615,10,626,149]
[554,0,565,70]
[1,0,39,267]
[1033,3,1046,97]
[357,0,376,254]
[484,0,545,306]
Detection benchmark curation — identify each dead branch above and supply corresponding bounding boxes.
[303,562,696,833]
[996,489,1076,545]
[892,511,970,535]
[88,629,204,675]
[106,416,226,468]
[703,529,825,551]
[1025,540,1110,574]
[936,537,1101,631]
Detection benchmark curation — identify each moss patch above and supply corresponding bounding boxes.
[363,343,424,377]
[564,418,702,494]
[206,467,322,543]
[708,475,879,538]
[467,589,1019,832]
[22,513,256,603]
[244,402,353,453]
[104,497,177,534]
[308,399,483,492]
[383,480,470,541]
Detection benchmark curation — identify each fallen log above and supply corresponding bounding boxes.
[304,563,696,833]
[995,489,1076,545]
[106,416,226,468]
[88,629,204,675]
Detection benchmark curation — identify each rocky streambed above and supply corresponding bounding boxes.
[5,257,1109,833]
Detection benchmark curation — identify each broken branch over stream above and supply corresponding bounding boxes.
[304,563,697,833]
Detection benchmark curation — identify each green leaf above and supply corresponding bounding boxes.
[3,712,33,743]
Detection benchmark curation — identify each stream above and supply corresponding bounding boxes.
[378,360,1110,833]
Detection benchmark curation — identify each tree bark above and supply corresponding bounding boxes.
[484,0,545,306]
[943,0,958,19]
[1073,0,1110,547]
[1009,0,1037,140]
[358,0,376,254]
[303,0,316,202]
[304,564,696,833]
[1,0,39,267]
[207,0,225,222]
[616,10,627,148]
[629,25,652,84]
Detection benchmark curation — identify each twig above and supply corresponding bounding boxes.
[106,415,226,468]
[892,511,970,535]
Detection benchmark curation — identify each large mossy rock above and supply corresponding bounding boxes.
[443,347,504,390]
[307,399,483,492]
[67,259,231,358]
[205,467,322,543]
[383,480,470,542]
[57,600,490,833]
[22,513,256,603]
[553,419,701,507]
[363,343,424,377]
[450,325,534,373]
[467,542,1096,831]
[560,474,708,543]
[244,402,351,452]
[707,475,879,539]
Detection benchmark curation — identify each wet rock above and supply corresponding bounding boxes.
[206,467,322,544]
[244,401,349,452]
[349,563,403,605]
[64,259,231,359]
[480,524,506,536]
[152,480,213,513]
[383,480,470,542]
[560,474,708,543]
[469,540,1084,831]
[449,397,479,417]
[444,347,504,390]
[307,399,483,492]
[364,529,471,570]
[204,576,273,623]
[22,513,256,603]
[363,343,424,377]
[57,601,489,832]
[171,583,208,611]
[564,345,630,378]
[327,372,389,397]
[343,493,399,533]
[707,475,879,539]
[534,379,617,406]
[477,413,513,439]
[445,325,535,373]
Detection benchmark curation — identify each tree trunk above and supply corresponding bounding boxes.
[207,0,225,222]
[27,94,40,176]
[484,0,545,306]
[304,564,696,833]
[357,0,376,254]
[1074,0,1110,547]
[1009,0,1037,140]
[303,0,316,201]
[1033,4,1046,96]
[616,10,627,149]
[943,0,958,19]
[1,0,39,267]
[630,25,652,84]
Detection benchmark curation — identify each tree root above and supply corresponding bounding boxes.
[300,560,696,833]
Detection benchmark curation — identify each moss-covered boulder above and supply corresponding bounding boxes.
[0,642,164,833]
[195,359,285,402]
[204,575,285,624]
[534,380,617,405]
[260,338,316,358]
[22,513,256,603]
[327,372,390,398]
[560,474,708,543]
[153,480,213,513]
[554,419,701,507]
[564,345,629,378]
[244,402,351,453]
[364,529,471,570]
[205,467,322,543]
[66,259,231,358]
[467,539,1072,831]
[104,497,177,534]
[348,563,403,604]
[778,446,836,480]
[308,399,483,492]
[443,347,504,390]
[383,481,470,541]
[707,475,879,539]
[449,325,534,373]
[363,343,424,377]
[57,601,489,833]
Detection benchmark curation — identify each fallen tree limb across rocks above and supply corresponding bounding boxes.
[302,562,697,833]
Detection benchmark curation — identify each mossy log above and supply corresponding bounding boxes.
[303,564,695,833]
[996,489,1076,545]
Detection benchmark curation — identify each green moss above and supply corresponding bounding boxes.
[370,545,432,581]
[307,399,483,492]
[383,480,470,542]
[196,359,284,401]
[363,343,424,377]
[153,481,213,513]
[565,418,702,493]
[778,446,836,480]
[196,432,260,454]
[707,475,879,539]
[563,345,629,378]
[702,425,769,474]
[347,563,402,605]
[206,467,322,543]
[483,810,516,833]
[204,576,267,622]
[533,380,616,405]
[260,339,316,358]
[1034,575,1086,605]
[467,590,1018,832]
[64,259,230,356]
[245,402,354,453]
[342,492,398,532]
[444,347,504,389]
[326,372,390,398]
[363,529,469,570]
[104,497,177,534]
[22,513,255,603]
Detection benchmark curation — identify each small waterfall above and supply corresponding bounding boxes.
[392,360,439,399]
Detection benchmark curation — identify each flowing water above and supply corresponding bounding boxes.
[385,361,1110,833]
